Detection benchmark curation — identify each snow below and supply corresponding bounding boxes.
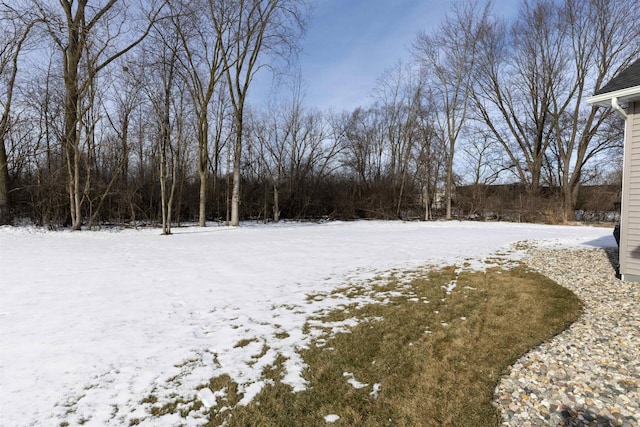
[324,414,340,423]
[0,220,615,426]
[196,388,221,409]
[343,372,368,389]
[442,279,458,294]
[370,383,381,400]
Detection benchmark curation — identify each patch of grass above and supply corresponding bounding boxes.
[141,394,157,405]
[248,343,271,367]
[201,263,581,426]
[234,338,258,348]
[274,331,290,339]
[149,394,202,418]
[200,375,243,426]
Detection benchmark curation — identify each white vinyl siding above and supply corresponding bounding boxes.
[621,101,640,278]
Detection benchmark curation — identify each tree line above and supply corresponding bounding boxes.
[0,0,638,231]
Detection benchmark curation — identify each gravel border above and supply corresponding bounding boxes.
[494,248,640,426]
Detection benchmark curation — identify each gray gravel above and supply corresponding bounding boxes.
[494,248,640,426]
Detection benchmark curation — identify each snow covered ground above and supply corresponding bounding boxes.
[0,221,615,426]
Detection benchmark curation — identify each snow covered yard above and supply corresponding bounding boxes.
[0,221,615,426]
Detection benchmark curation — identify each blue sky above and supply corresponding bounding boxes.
[261,0,520,111]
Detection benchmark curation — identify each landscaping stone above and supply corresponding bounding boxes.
[495,247,640,427]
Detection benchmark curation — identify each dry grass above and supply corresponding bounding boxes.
[151,264,582,427]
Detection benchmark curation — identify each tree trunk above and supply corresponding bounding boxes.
[0,18,37,224]
[167,145,178,233]
[424,165,431,221]
[0,139,8,224]
[273,183,280,222]
[231,113,242,226]
[199,169,207,226]
[197,114,208,227]
[445,148,453,220]
[160,66,173,235]
[225,144,231,225]
[64,66,83,230]
[562,179,580,224]
[160,138,170,235]
[198,149,206,227]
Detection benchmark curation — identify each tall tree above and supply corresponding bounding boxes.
[414,93,441,221]
[373,61,424,218]
[474,0,639,222]
[549,0,640,221]
[473,1,561,196]
[0,5,39,224]
[214,0,308,226]
[413,1,490,220]
[104,57,145,223]
[174,0,226,227]
[143,27,181,235]
[343,107,387,208]
[32,0,164,230]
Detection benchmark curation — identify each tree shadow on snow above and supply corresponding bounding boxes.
[582,234,617,251]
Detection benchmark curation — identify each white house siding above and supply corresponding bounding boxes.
[622,101,640,280]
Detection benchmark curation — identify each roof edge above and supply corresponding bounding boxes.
[587,84,640,107]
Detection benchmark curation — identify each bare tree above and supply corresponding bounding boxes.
[173,0,227,226]
[142,15,186,235]
[31,0,165,230]
[457,129,507,218]
[213,0,309,226]
[549,0,640,221]
[0,4,40,224]
[414,100,440,221]
[413,1,490,220]
[474,1,564,210]
[210,87,233,219]
[473,0,638,222]
[249,78,340,220]
[250,101,288,222]
[80,58,148,229]
[343,107,387,212]
[102,57,145,223]
[373,61,424,218]
[16,51,68,226]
